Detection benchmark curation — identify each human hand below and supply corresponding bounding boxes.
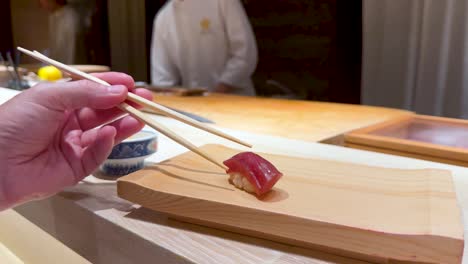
[214,82,237,94]
[0,72,153,210]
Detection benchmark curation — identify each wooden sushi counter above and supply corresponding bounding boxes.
[144,93,414,143]
[3,88,468,263]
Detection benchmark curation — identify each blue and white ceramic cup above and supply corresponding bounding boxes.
[100,130,158,176]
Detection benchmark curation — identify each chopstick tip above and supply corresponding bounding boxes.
[17,47,31,56]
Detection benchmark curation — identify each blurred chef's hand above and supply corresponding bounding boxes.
[214,82,238,94]
[0,72,152,210]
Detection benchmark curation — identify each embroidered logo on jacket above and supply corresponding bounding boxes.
[200,18,211,33]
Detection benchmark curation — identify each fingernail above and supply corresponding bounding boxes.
[108,85,126,94]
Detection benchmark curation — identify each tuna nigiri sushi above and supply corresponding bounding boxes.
[223,152,283,196]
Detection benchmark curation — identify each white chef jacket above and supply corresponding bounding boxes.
[150,0,258,95]
[48,5,85,64]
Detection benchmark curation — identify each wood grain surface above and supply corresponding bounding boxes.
[4,87,463,263]
[345,115,468,165]
[345,143,468,168]
[148,93,412,142]
[0,87,412,264]
[0,210,90,264]
[118,145,464,264]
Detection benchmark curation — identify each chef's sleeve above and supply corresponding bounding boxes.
[218,0,258,87]
[52,13,78,64]
[150,16,180,87]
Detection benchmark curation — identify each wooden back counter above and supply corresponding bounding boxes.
[147,93,412,143]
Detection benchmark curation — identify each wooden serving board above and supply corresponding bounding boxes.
[117,144,464,263]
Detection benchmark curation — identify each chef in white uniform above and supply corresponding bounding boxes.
[150,0,258,96]
[39,0,86,64]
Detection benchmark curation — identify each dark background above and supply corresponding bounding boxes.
[2,0,362,104]
[0,0,14,55]
[146,0,362,103]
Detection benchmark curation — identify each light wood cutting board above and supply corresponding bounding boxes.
[117,144,464,263]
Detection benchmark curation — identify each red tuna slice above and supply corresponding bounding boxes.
[223,152,283,196]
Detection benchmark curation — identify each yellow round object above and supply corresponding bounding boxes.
[38,66,63,81]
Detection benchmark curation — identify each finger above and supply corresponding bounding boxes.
[30,80,128,111]
[134,88,154,104]
[77,107,126,131]
[91,72,135,91]
[61,129,87,178]
[81,126,116,177]
[105,115,145,144]
[77,88,153,130]
[80,115,144,148]
[122,87,155,109]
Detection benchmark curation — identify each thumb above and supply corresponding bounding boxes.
[30,80,128,111]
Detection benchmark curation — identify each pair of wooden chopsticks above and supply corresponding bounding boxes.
[18,47,252,170]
